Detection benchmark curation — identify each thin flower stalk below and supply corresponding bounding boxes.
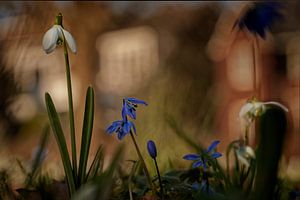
[154,158,164,199]
[58,13,77,179]
[129,131,154,190]
[147,140,164,198]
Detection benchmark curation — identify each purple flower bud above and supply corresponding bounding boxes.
[147,140,157,159]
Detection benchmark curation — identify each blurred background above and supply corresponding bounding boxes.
[0,1,299,187]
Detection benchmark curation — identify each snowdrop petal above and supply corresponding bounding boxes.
[42,26,59,54]
[62,29,77,53]
[245,146,255,158]
[239,103,253,118]
[265,101,288,112]
[237,153,250,167]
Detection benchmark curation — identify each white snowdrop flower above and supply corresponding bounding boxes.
[42,13,77,54]
[235,145,255,167]
[239,100,288,127]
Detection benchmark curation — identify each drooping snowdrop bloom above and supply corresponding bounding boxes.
[239,100,288,127]
[235,144,255,168]
[42,13,77,54]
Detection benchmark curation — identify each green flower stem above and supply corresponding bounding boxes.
[252,36,258,98]
[154,158,164,199]
[129,131,154,190]
[62,32,77,180]
[245,125,249,145]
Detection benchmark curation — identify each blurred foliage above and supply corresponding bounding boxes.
[0,44,20,138]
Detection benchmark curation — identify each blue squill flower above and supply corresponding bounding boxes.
[147,140,157,159]
[122,97,147,120]
[183,140,222,169]
[237,2,282,39]
[106,118,136,140]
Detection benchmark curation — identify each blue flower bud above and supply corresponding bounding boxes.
[147,140,157,159]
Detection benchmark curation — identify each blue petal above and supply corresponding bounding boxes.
[121,107,127,121]
[211,152,222,159]
[192,160,203,168]
[117,131,124,140]
[123,121,132,134]
[117,129,128,140]
[106,120,122,134]
[129,108,136,119]
[125,97,148,105]
[183,154,200,160]
[106,125,115,134]
[207,140,220,153]
[124,105,136,119]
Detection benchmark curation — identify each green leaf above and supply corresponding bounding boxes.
[78,87,95,185]
[26,124,50,187]
[72,145,124,200]
[45,93,76,196]
[252,107,287,199]
[95,145,124,200]
[86,145,104,181]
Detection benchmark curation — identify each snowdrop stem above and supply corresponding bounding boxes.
[252,36,258,98]
[62,31,77,180]
[129,131,154,190]
[245,125,249,145]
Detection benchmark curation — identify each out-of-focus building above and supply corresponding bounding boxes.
[0,1,221,170]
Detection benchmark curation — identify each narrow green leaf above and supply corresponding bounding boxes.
[128,160,139,200]
[95,145,124,200]
[45,93,76,195]
[72,145,124,200]
[26,124,50,187]
[86,145,104,181]
[225,140,239,184]
[78,87,95,185]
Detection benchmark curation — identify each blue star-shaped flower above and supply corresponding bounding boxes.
[122,97,147,120]
[106,118,136,140]
[183,140,222,169]
[237,2,282,39]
